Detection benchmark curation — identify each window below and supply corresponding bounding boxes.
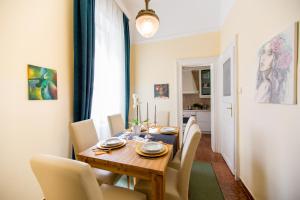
[91,0,125,139]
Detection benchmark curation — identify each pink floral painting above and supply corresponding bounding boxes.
[256,23,298,104]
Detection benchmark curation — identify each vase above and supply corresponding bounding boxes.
[132,125,141,135]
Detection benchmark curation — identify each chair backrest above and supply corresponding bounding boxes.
[179,124,202,200]
[70,119,98,159]
[157,111,170,126]
[182,116,196,145]
[107,114,125,137]
[30,154,103,200]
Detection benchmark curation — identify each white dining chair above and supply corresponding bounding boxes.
[30,154,146,200]
[107,114,132,187]
[157,111,170,126]
[134,124,202,200]
[107,114,125,137]
[168,116,196,169]
[70,119,121,185]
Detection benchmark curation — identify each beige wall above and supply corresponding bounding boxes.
[0,0,73,199]
[221,0,300,199]
[133,32,220,124]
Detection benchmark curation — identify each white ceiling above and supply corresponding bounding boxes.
[116,0,235,44]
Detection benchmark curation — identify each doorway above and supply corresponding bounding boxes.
[176,45,238,179]
[176,57,218,152]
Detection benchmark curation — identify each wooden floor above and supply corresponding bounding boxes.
[194,134,252,200]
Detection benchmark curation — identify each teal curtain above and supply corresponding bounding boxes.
[123,14,130,128]
[73,0,95,122]
[73,0,95,158]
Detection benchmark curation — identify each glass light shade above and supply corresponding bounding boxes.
[136,14,159,38]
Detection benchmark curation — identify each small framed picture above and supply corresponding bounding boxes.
[154,84,169,99]
[28,64,58,100]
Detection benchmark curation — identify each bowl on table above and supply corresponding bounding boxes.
[141,142,165,154]
[160,127,177,134]
[97,137,126,149]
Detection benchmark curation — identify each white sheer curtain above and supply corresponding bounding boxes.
[92,0,125,139]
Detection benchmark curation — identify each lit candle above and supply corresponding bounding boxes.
[139,104,141,123]
[154,104,157,125]
[146,102,149,122]
[136,105,139,120]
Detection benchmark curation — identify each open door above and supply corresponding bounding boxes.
[220,40,237,175]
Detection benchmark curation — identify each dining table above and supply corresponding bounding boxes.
[77,126,180,200]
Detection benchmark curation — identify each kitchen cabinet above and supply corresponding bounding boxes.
[199,68,211,98]
[196,111,211,132]
[183,110,211,132]
[182,70,198,94]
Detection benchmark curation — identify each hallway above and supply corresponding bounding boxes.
[195,134,252,200]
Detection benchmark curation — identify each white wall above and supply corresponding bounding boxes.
[221,0,300,199]
[0,0,73,199]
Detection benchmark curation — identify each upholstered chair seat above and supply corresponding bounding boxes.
[107,114,125,137]
[168,116,196,170]
[101,184,145,200]
[135,124,202,200]
[93,168,120,185]
[30,154,146,200]
[70,119,121,185]
[167,150,181,170]
[107,114,131,187]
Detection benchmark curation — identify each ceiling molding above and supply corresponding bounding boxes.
[133,27,220,45]
[115,0,132,19]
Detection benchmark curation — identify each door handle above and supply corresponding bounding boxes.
[226,106,232,116]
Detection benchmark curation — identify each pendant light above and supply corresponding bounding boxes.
[135,0,159,38]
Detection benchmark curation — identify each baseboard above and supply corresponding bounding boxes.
[221,153,235,175]
[238,179,254,200]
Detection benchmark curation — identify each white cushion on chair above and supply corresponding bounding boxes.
[107,114,125,137]
[134,167,180,200]
[30,154,146,200]
[30,154,104,200]
[168,116,196,170]
[70,119,121,185]
[135,124,201,200]
[165,167,180,200]
[93,168,120,185]
[101,184,146,200]
[167,150,181,170]
[182,116,196,145]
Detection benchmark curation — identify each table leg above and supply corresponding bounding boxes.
[151,174,165,200]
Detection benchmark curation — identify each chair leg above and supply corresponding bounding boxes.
[127,175,130,189]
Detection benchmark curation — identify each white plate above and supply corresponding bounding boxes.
[160,127,176,133]
[141,142,164,154]
[100,137,123,147]
[149,128,159,134]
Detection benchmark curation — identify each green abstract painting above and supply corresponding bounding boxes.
[27,65,57,100]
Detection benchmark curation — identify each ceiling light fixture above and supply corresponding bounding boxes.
[135,0,159,38]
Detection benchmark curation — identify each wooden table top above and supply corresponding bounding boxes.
[77,140,173,176]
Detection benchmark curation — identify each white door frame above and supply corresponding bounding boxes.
[176,57,219,152]
[220,36,239,180]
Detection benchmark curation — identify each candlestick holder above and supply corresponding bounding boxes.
[144,121,152,140]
